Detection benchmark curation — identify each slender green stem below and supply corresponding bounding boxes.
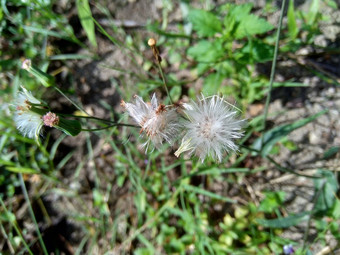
[302,179,325,250]
[53,86,89,115]
[0,224,15,253]
[58,114,121,125]
[81,123,138,131]
[261,0,287,149]
[0,196,34,255]
[156,60,173,104]
[19,174,48,255]
[266,155,322,179]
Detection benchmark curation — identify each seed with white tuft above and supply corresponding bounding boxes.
[13,87,44,139]
[121,94,181,151]
[175,95,245,162]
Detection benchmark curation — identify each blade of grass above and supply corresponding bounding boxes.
[257,211,310,228]
[76,0,97,48]
[49,54,94,60]
[0,197,34,255]
[19,173,48,255]
[6,166,39,174]
[183,184,236,203]
[255,109,327,156]
[261,0,287,148]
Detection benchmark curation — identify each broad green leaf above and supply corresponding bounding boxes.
[224,3,253,24]
[203,72,224,95]
[187,40,225,62]
[169,86,182,102]
[258,191,285,213]
[330,199,340,219]
[188,9,222,36]
[223,3,252,36]
[313,169,338,215]
[325,0,337,8]
[239,40,274,63]
[257,211,310,228]
[252,110,327,156]
[234,14,274,39]
[76,0,97,48]
[288,0,299,40]
[330,221,340,239]
[56,118,82,136]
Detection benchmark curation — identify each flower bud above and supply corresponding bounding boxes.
[21,59,55,87]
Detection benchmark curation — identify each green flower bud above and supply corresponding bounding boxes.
[22,59,55,87]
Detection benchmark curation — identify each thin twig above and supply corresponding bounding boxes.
[148,38,173,104]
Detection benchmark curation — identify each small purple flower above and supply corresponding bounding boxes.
[283,244,294,255]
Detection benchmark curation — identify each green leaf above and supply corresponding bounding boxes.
[49,54,94,60]
[187,40,225,62]
[325,0,337,9]
[288,0,299,40]
[196,167,249,176]
[252,110,327,156]
[240,40,274,63]
[258,191,285,213]
[307,0,320,25]
[314,169,338,215]
[330,199,340,219]
[257,211,310,228]
[234,14,274,39]
[6,166,39,174]
[169,85,182,102]
[183,184,236,203]
[203,72,224,95]
[188,9,222,37]
[56,118,82,136]
[76,0,97,48]
[224,3,253,25]
[322,146,340,160]
[0,211,16,223]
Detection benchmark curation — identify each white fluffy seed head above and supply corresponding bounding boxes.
[13,87,44,139]
[175,95,245,162]
[122,94,181,151]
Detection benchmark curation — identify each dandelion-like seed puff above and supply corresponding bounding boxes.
[13,87,44,139]
[121,94,181,151]
[175,95,245,162]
